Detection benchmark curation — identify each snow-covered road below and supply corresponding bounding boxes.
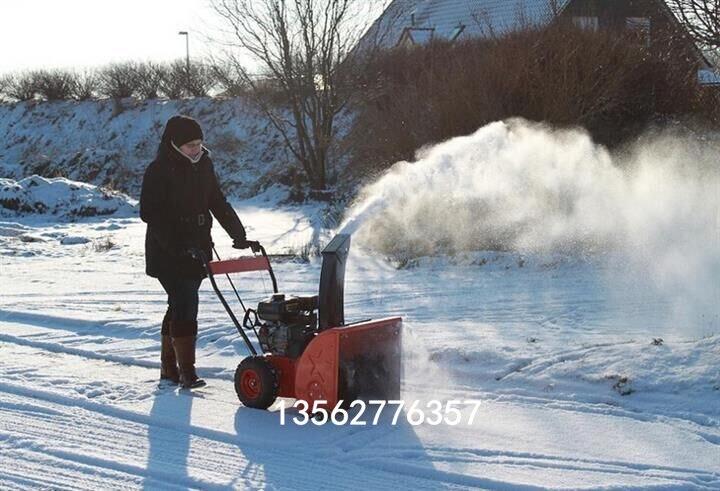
[1,207,719,489]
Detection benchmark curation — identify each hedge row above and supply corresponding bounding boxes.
[0,60,247,102]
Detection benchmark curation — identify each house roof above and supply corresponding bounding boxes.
[364,0,572,48]
[399,27,436,46]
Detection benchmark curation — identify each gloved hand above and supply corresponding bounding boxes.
[248,241,262,253]
[232,238,250,249]
[233,239,262,253]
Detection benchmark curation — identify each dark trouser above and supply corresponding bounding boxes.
[158,277,203,337]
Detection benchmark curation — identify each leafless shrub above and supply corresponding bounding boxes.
[0,75,10,103]
[158,60,187,99]
[92,236,116,252]
[33,69,76,100]
[97,62,140,99]
[2,72,37,101]
[135,62,165,99]
[284,240,321,262]
[71,70,98,100]
[183,61,216,97]
[155,60,218,99]
[209,60,248,97]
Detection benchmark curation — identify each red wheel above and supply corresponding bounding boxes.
[240,369,262,400]
[235,356,278,409]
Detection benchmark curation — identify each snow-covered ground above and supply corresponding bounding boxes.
[1,208,719,489]
[1,121,719,489]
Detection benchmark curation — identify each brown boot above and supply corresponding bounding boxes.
[172,335,206,389]
[160,334,180,384]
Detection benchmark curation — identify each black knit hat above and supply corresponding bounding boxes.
[162,115,203,147]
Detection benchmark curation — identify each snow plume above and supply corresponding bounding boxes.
[341,119,720,332]
[400,322,456,404]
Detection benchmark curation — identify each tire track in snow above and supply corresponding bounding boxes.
[0,445,156,491]
[354,445,720,488]
[327,419,720,490]
[494,341,635,381]
[0,308,252,379]
[0,322,236,385]
[4,314,717,454]
[0,308,149,339]
[403,377,678,426]
[401,377,720,461]
[5,339,664,490]
[2,313,718,488]
[0,382,472,489]
[0,331,158,369]
[0,386,466,490]
[0,431,232,491]
[0,395,277,490]
[0,338,243,408]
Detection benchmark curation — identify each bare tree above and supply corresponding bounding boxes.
[210,0,393,191]
[669,0,719,50]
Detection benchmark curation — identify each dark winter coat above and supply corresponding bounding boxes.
[140,143,246,279]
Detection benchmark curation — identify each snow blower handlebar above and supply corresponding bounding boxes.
[205,243,278,294]
[192,244,280,356]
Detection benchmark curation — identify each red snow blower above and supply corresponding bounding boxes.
[196,234,402,410]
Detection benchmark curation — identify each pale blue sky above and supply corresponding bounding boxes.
[0,0,215,74]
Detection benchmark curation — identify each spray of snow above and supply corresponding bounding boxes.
[340,119,720,334]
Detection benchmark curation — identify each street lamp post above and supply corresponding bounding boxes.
[178,31,190,72]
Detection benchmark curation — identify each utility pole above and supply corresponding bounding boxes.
[178,31,190,72]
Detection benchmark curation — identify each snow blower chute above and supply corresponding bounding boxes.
[198,234,402,410]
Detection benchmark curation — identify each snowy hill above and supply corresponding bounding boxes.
[0,97,293,199]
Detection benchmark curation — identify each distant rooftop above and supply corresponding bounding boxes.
[364,0,571,48]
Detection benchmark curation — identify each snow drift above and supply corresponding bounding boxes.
[0,175,137,219]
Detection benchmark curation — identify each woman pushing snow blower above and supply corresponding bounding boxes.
[140,115,258,389]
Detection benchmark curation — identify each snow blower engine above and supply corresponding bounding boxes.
[197,234,402,410]
[254,294,318,358]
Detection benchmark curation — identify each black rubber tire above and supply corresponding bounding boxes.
[234,356,279,410]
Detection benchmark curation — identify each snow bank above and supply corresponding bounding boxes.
[0,175,137,219]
